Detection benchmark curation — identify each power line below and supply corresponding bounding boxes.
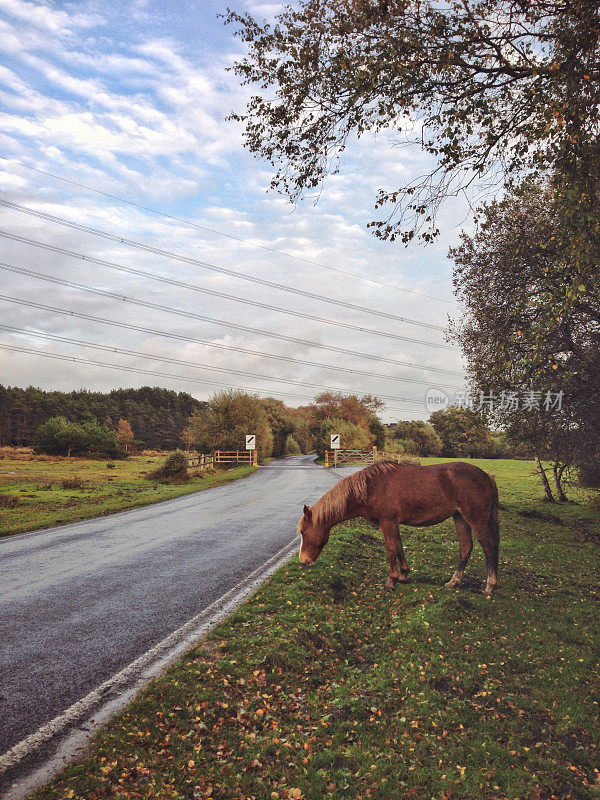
[0,324,441,405]
[0,258,454,351]
[0,156,457,306]
[0,343,427,412]
[0,263,463,375]
[0,262,463,375]
[0,298,466,387]
[0,199,449,335]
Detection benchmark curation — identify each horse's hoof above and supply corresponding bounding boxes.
[444,580,459,590]
[397,573,410,583]
[384,582,395,591]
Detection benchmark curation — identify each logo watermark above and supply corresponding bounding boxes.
[425,389,564,413]
[425,388,450,413]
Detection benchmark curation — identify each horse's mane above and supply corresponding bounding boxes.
[312,460,401,526]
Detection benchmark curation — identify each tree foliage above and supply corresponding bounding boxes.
[313,417,372,458]
[0,386,203,451]
[187,390,274,461]
[429,406,498,458]
[392,420,442,455]
[116,418,134,452]
[449,181,600,492]
[226,0,600,258]
[34,416,124,459]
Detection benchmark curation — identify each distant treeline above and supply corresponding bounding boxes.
[0,386,204,451]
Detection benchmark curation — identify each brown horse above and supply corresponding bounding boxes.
[298,460,499,595]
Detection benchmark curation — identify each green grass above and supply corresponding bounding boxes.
[0,452,257,537]
[33,458,600,800]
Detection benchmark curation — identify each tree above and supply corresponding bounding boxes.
[313,417,372,458]
[262,398,297,458]
[449,181,600,496]
[310,392,383,426]
[180,425,196,452]
[187,390,274,461]
[116,419,134,453]
[393,420,442,456]
[33,417,123,458]
[429,407,497,458]
[225,0,600,279]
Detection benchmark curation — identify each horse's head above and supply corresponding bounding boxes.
[298,504,330,565]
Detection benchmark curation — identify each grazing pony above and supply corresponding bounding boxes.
[298,461,499,595]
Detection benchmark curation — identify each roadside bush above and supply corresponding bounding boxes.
[285,435,302,455]
[148,450,190,483]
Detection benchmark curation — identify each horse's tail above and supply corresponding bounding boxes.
[488,476,500,572]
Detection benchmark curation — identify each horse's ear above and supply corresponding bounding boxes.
[303,504,312,519]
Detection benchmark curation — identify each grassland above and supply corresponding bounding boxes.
[32,458,600,800]
[0,448,256,538]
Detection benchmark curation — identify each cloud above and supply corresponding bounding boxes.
[0,0,467,421]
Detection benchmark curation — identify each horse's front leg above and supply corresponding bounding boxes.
[380,520,409,590]
[445,512,473,589]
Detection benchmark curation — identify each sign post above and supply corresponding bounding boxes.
[246,435,257,467]
[330,433,340,467]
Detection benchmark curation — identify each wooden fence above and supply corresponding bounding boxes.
[213,450,258,467]
[186,450,258,474]
[186,453,214,474]
[325,448,410,467]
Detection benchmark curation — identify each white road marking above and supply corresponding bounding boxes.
[0,537,299,792]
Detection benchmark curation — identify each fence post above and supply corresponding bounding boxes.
[372,445,377,464]
[253,449,257,467]
[325,451,329,467]
[334,449,338,467]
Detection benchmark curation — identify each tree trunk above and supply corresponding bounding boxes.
[535,455,555,501]
[553,462,568,502]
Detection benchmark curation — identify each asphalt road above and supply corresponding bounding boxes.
[0,454,344,767]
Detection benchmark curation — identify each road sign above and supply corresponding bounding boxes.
[246,434,256,450]
[330,433,341,449]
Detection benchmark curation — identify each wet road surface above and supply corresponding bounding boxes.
[0,454,344,758]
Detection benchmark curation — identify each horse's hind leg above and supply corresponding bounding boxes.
[380,519,409,590]
[445,513,472,589]
[473,523,499,596]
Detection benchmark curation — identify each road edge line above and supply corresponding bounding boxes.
[0,537,299,797]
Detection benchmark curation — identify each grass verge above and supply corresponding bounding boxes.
[0,453,257,537]
[33,459,600,800]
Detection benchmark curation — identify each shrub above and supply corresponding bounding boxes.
[0,494,18,508]
[148,450,190,483]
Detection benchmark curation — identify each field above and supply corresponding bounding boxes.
[31,458,600,800]
[0,448,257,537]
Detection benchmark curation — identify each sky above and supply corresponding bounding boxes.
[0,0,471,423]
